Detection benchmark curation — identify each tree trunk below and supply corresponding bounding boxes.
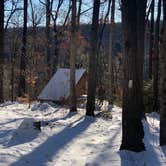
[120,0,146,152]
[11,38,16,102]
[86,0,100,116]
[52,0,64,73]
[11,54,15,102]
[52,23,59,73]
[0,0,4,102]
[77,0,82,26]
[108,0,115,105]
[46,0,51,66]
[153,0,161,112]
[18,0,28,97]
[70,0,77,112]
[149,0,154,79]
[160,0,166,146]
[137,0,147,116]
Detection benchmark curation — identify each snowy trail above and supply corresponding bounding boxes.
[0,102,166,166]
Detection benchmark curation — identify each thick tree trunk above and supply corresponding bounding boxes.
[0,0,4,102]
[70,0,77,112]
[108,0,115,105]
[137,0,147,116]
[149,0,154,79]
[86,0,100,116]
[120,0,146,152]
[153,0,161,112]
[160,0,166,146]
[18,0,28,97]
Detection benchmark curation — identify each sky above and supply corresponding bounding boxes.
[4,0,122,28]
[4,0,162,28]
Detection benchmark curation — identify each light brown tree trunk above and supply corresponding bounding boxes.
[120,0,146,152]
[160,0,166,146]
[86,0,100,116]
[70,0,77,112]
[0,0,4,102]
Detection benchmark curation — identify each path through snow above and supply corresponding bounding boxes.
[0,102,166,166]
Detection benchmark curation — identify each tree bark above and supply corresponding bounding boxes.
[86,0,100,116]
[51,0,64,72]
[18,0,28,97]
[77,0,82,26]
[149,0,154,79]
[70,0,77,112]
[46,0,51,66]
[160,0,166,146]
[153,0,161,112]
[120,0,146,152]
[108,0,115,105]
[0,0,4,102]
[137,0,147,116]
[52,23,59,72]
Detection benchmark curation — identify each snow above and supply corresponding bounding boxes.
[38,68,86,101]
[0,102,166,166]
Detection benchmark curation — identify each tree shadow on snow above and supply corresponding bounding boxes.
[86,117,165,166]
[0,118,25,146]
[10,116,95,166]
[43,108,61,116]
[86,125,122,166]
[41,111,78,126]
[0,129,14,146]
[5,111,75,148]
[6,118,41,148]
[0,118,24,126]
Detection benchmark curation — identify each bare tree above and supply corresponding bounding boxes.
[120,0,147,152]
[70,0,77,112]
[51,0,64,71]
[149,0,154,79]
[45,0,51,66]
[29,0,44,30]
[39,0,53,66]
[0,0,4,102]
[160,0,166,146]
[62,0,72,27]
[108,0,115,105]
[153,0,161,112]
[10,29,20,101]
[40,0,65,71]
[86,0,100,116]
[4,0,23,32]
[18,0,28,97]
[77,0,82,25]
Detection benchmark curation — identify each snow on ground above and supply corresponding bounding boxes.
[0,102,166,166]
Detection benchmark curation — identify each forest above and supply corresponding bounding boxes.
[0,0,166,165]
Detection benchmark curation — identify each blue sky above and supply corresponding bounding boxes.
[4,0,122,28]
[5,0,161,28]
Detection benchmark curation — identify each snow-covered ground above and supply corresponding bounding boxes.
[0,102,166,166]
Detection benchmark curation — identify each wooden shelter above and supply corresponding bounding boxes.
[38,68,87,102]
